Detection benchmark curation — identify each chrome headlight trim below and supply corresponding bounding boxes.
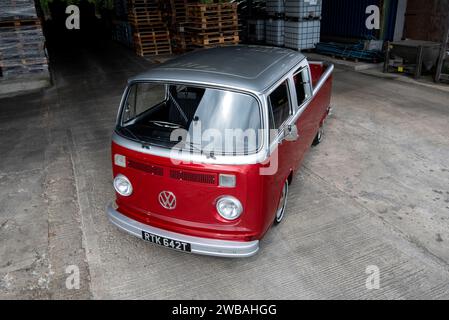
[113,174,133,197]
[216,196,243,220]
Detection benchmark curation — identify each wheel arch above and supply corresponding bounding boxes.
[287,170,293,185]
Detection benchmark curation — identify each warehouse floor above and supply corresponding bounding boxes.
[1,40,449,299]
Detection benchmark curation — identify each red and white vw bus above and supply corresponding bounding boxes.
[108,46,333,257]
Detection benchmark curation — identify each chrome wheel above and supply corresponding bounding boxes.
[274,180,289,224]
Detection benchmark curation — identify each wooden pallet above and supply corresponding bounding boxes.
[128,0,161,7]
[0,1,39,21]
[1,36,45,47]
[133,32,170,47]
[129,12,161,20]
[0,15,48,78]
[187,19,239,31]
[191,33,239,46]
[0,57,48,68]
[186,3,237,13]
[184,2,239,48]
[0,62,48,70]
[129,5,162,14]
[187,14,238,24]
[136,41,171,50]
[127,0,180,56]
[128,13,164,25]
[132,23,168,32]
[134,28,170,37]
[133,25,171,56]
[2,46,45,54]
[187,14,237,25]
[187,8,237,17]
[0,18,41,28]
[136,45,172,56]
[1,25,44,34]
[191,29,239,37]
[170,0,189,13]
[134,26,170,40]
[0,63,48,77]
[1,27,45,39]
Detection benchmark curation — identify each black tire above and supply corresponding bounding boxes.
[312,125,323,146]
[274,180,289,224]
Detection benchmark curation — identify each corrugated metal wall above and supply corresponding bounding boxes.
[321,0,381,40]
[321,0,398,41]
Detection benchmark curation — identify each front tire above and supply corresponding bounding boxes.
[274,180,289,224]
[312,125,324,146]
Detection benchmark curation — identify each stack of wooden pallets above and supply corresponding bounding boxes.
[128,0,172,56]
[168,0,192,53]
[169,0,189,25]
[170,25,189,53]
[0,0,48,78]
[186,2,239,47]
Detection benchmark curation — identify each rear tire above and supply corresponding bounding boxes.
[274,180,289,224]
[312,125,324,146]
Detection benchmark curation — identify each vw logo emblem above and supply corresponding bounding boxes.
[158,191,176,210]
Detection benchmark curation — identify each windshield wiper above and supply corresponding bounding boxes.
[121,126,140,141]
[120,127,215,159]
[148,120,183,130]
[183,141,216,160]
[120,126,152,149]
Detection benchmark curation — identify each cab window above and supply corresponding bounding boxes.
[123,83,166,123]
[268,80,291,130]
[293,68,312,107]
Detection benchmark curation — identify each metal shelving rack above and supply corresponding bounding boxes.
[435,15,449,83]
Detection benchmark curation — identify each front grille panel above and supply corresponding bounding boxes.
[128,160,164,176]
[170,169,216,185]
[127,158,217,184]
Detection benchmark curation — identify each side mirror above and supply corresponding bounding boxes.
[279,124,299,143]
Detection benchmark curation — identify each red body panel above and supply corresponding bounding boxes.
[112,63,333,242]
[113,142,267,241]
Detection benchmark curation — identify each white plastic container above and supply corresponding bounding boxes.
[285,0,322,19]
[284,20,321,50]
[266,0,285,15]
[248,19,266,42]
[265,18,285,46]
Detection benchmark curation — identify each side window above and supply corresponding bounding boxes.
[268,80,291,130]
[123,83,166,123]
[293,68,312,107]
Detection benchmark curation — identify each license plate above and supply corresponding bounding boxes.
[141,231,191,252]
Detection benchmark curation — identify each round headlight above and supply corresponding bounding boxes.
[113,174,133,196]
[216,196,243,220]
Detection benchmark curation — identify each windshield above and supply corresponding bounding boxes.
[117,83,262,155]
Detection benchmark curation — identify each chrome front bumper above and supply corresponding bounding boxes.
[107,204,259,258]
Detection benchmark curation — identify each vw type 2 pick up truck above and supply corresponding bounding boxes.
[107,45,333,257]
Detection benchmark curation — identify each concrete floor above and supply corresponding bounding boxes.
[1,41,449,299]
